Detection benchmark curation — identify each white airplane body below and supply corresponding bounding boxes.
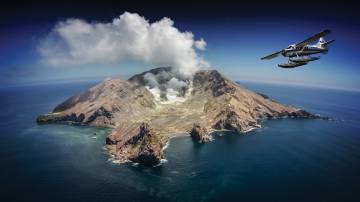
[261,30,335,68]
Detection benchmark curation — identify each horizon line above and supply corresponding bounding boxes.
[1,74,359,93]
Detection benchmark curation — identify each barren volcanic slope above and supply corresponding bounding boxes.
[37,67,317,166]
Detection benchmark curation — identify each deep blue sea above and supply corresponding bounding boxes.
[1,81,360,202]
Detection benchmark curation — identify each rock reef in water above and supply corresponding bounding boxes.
[189,124,212,143]
[37,67,320,166]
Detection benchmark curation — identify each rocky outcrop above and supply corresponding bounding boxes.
[37,112,85,125]
[189,124,212,143]
[37,67,320,166]
[85,106,114,125]
[129,123,164,166]
[106,123,165,166]
[213,110,245,133]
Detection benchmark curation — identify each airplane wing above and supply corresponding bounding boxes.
[261,50,283,60]
[295,29,331,47]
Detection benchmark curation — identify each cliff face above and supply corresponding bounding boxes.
[37,67,319,166]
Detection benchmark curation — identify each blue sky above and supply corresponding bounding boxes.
[0,1,359,91]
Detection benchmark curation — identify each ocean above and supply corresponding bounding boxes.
[1,81,359,202]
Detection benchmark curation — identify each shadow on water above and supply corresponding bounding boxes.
[191,140,204,151]
[125,161,165,176]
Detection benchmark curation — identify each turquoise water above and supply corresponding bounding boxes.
[1,81,359,201]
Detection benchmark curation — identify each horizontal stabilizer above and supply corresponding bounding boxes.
[324,39,335,46]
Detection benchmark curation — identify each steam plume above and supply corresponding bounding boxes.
[38,12,209,77]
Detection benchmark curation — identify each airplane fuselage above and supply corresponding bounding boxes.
[260,29,334,68]
[282,45,327,58]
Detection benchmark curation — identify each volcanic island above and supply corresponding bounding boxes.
[37,67,319,166]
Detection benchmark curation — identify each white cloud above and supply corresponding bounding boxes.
[144,72,160,88]
[167,77,187,90]
[194,38,207,50]
[143,71,191,103]
[38,12,209,77]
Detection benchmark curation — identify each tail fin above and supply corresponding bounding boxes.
[317,37,335,48]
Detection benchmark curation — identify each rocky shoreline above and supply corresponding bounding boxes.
[37,67,322,166]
